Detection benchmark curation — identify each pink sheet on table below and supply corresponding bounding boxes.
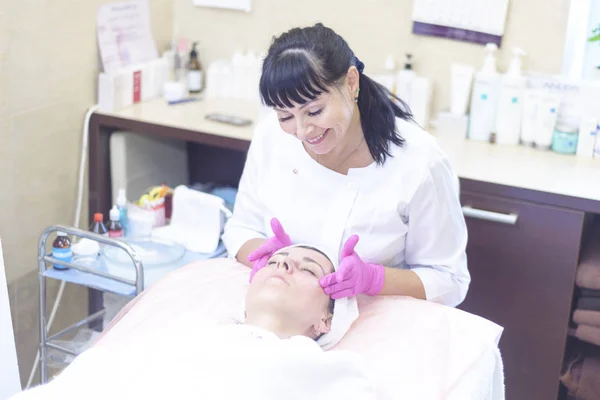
[94,258,503,399]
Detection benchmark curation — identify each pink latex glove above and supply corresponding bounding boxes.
[247,218,292,282]
[319,235,385,299]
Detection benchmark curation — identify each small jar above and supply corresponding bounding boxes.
[52,232,73,270]
[552,123,579,155]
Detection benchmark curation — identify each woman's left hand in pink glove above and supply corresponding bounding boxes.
[319,235,385,299]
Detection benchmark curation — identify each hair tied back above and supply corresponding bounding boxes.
[352,56,365,74]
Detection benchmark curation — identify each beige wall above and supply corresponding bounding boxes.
[174,0,570,119]
[0,0,174,284]
[1,0,174,387]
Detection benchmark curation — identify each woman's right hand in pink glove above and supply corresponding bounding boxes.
[247,218,292,282]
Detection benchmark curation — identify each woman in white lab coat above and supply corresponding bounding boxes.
[222,23,470,307]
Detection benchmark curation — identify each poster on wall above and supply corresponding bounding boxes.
[193,0,252,12]
[97,0,158,73]
[412,0,510,46]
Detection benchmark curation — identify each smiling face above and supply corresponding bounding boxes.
[244,246,335,339]
[274,84,357,156]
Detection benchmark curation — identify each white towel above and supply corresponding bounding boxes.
[152,185,224,253]
[289,244,359,350]
[447,346,505,399]
[13,321,376,400]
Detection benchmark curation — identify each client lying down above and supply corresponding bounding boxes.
[13,245,375,400]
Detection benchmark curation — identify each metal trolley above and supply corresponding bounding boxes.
[37,225,144,384]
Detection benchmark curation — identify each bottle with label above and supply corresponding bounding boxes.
[52,232,72,270]
[576,117,598,158]
[90,213,108,237]
[187,42,203,93]
[116,188,129,237]
[520,88,542,146]
[108,205,124,238]
[533,91,561,149]
[495,47,527,145]
[468,43,501,142]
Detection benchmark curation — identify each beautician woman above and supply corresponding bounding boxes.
[222,23,470,307]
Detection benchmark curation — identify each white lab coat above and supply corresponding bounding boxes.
[223,112,470,307]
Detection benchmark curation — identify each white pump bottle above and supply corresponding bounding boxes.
[495,47,527,145]
[468,43,501,142]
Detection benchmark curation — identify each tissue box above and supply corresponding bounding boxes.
[128,202,166,237]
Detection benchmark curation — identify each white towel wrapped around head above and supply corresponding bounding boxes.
[243,243,359,350]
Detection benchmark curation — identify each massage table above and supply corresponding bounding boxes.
[90,258,505,399]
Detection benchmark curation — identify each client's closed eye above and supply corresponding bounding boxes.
[267,254,285,266]
[302,268,317,276]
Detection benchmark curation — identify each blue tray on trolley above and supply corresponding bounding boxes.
[43,240,227,297]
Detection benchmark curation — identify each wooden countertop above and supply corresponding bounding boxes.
[96,98,600,203]
[96,97,260,143]
[434,133,600,203]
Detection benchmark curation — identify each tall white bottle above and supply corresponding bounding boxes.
[395,53,416,105]
[468,43,501,142]
[376,54,396,93]
[495,48,527,145]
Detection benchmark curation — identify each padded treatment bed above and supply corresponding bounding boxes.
[92,258,504,399]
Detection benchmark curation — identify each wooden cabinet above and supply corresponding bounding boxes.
[459,191,585,400]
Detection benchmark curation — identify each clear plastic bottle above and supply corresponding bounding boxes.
[52,232,72,270]
[90,213,108,236]
[116,188,129,237]
[108,206,124,238]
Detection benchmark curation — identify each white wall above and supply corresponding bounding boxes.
[0,239,21,397]
[583,1,600,79]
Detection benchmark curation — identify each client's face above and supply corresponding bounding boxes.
[245,246,335,338]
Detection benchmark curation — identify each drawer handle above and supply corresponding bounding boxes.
[462,205,519,225]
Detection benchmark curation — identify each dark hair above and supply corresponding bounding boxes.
[295,245,335,341]
[259,23,412,165]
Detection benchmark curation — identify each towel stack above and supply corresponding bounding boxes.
[560,235,600,399]
[573,237,600,348]
[573,298,600,347]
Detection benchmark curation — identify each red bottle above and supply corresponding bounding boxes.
[90,213,108,236]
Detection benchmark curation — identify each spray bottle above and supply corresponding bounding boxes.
[495,47,527,145]
[468,43,501,142]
